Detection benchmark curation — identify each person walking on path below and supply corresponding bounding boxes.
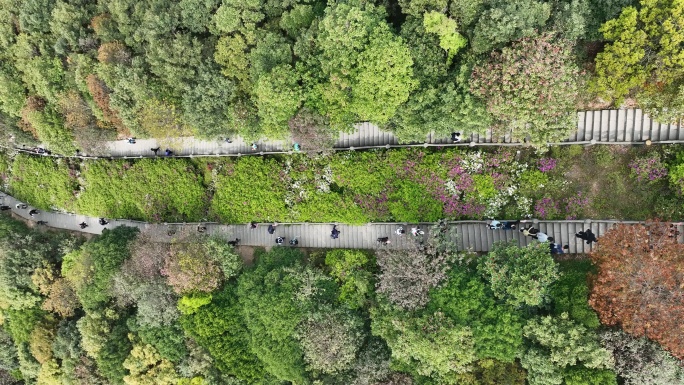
[228,238,240,246]
[151,147,160,155]
[164,149,173,156]
[197,225,207,233]
[396,227,405,236]
[275,237,285,245]
[377,237,390,245]
[502,220,520,230]
[15,203,27,209]
[451,132,461,143]
[251,143,258,151]
[250,222,258,229]
[575,229,598,245]
[520,226,539,238]
[331,225,340,239]
[29,209,39,217]
[488,220,502,230]
[548,238,569,254]
[127,137,136,144]
[79,222,88,229]
[268,223,277,234]
[99,218,109,226]
[289,238,299,246]
[534,232,549,242]
[668,224,680,238]
[411,227,424,236]
[0,205,10,211]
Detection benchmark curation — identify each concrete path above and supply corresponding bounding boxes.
[4,193,680,254]
[95,109,683,158]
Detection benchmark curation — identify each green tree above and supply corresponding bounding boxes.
[429,268,523,362]
[214,35,251,91]
[521,313,614,385]
[296,306,365,374]
[593,0,684,121]
[324,249,373,309]
[563,367,618,385]
[449,0,485,27]
[592,7,648,104]
[371,304,477,381]
[49,0,96,54]
[280,4,317,38]
[62,226,139,310]
[18,0,55,34]
[181,64,234,139]
[398,0,448,18]
[315,2,415,128]
[77,307,132,385]
[470,32,581,144]
[471,0,551,54]
[180,286,264,382]
[422,11,467,65]
[478,242,559,307]
[123,341,180,385]
[237,247,334,383]
[130,321,188,363]
[0,328,18,374]
[253,64,303,138]
[0,65,26,117]
[549,260,601,328]
[0,220,70,311]
[549,0,593,41]
[163,238,224,295]
[213,0,264,44]
[179,0,220,33]
[390,19,490,142]
[22,107,76,154]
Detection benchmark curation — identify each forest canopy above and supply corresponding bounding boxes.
[1,0,673,152]
[0,216,681,384]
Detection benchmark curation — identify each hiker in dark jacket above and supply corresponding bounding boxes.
[575,229,598,245]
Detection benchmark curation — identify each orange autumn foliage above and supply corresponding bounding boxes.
[85,74,128,135]
[589,221,684,359]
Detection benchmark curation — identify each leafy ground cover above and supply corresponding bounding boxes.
[4,145,683,223]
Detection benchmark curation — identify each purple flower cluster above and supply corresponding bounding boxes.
[564,192,588,220]
[537,158,557,173]
[629,156,668,182]
[486,150,514,169]
[534,197,560,219]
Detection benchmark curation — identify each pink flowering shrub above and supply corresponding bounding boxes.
[564,192,589,220]
[629,155,668,182]
[534,198,561,219]
[537,158,557,173]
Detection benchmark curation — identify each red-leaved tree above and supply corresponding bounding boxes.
[589,221,684,359]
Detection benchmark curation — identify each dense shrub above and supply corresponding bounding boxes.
[6,146,680,225]
[75,158,207,222]
[10,154,77,211]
